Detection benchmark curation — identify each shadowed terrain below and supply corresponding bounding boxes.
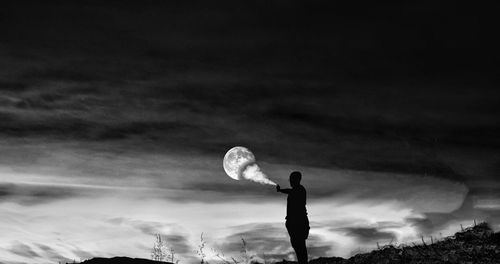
[79,257,173,264]
[71,223,499,264]
[281,223,500,264]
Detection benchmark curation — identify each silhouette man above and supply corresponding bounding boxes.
[277,171,309,264]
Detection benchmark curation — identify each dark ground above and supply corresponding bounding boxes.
[76,222,499,264]
[286,223,500,264]
[80,257,173,264]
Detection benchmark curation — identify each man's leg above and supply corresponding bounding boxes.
[297,238,308,264]
[291,237,308,264]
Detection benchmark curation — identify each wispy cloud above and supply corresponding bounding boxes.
[8,242,40,258]
[0,183,85,206]
[216,222,334,261]
[335,227,396,243]
[36,244,72,263]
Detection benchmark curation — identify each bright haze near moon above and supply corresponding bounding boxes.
[0,2,498,264]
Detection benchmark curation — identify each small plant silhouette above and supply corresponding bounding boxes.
[196,232,208,264]
[151,234,167,261]
[194,233,256,264]
[151,233,180,263]
[240,238,249,264]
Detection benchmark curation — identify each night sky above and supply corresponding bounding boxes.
[1,1,499,263]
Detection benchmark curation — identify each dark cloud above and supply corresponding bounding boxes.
[135,222,169,236]
[335,227,396,243]
[0,56,497,192]
[1,1,498,161]
[35,244,72,263]
[0,81,28,91]
[8,242,40,258]
[7,242,93,263]
[1,78,497,187]
[182,167,466,206]
[0,183,85,206]
[183,180,351,203]
[164,234,192,255]
[376,221,406,229]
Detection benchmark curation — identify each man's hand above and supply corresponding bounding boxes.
[276,184,281,192]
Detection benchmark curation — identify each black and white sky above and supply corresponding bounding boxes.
[1,1,499,263]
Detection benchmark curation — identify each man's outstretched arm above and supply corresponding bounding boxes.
[276,185,292,194]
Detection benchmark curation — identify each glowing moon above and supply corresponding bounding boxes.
[223,146,255,180]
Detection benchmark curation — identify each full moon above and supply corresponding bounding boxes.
[223,146,256,180]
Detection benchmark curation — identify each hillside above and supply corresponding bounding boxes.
[79,257,172,264]
[75,223,499,264]
[298,222,500,264]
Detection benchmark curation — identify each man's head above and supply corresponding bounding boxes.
[289,171,302,187]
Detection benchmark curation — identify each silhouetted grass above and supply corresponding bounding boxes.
[70,222,499,264]
[277,221,500,264]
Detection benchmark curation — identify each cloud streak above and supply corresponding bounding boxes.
[335,227,396,243]
[8,242,40,258]
[0,183,85,206]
